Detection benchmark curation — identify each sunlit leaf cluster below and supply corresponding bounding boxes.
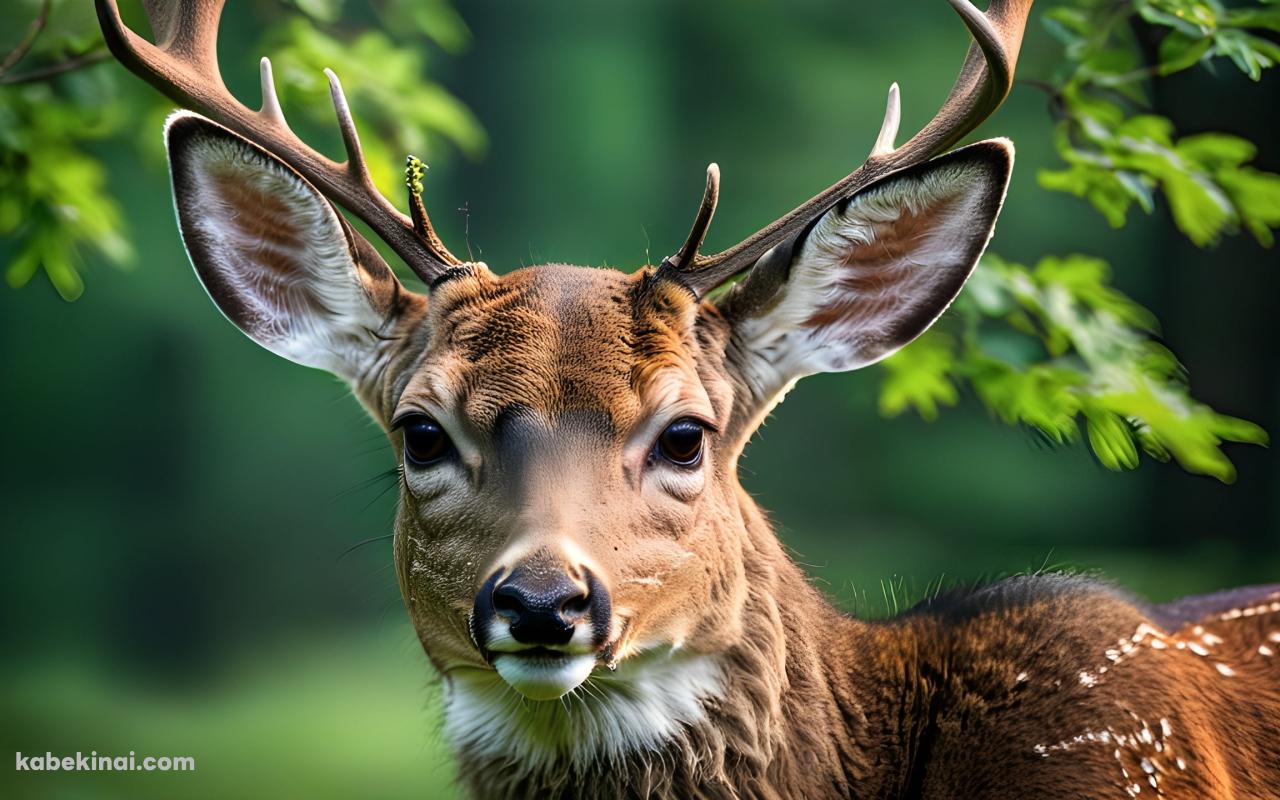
[0,0,484,297]
[1,78,132,301]
[1039,0,1280,244]
[881,255,1267,482]
[877,0,1275,481]
[267,0,486,200]
[0,2,130,300]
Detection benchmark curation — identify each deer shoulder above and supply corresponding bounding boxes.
[870,575,1280,799]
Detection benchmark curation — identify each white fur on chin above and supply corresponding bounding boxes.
[443,648,724,769]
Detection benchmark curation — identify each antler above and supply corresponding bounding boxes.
[659,0,1034,296]
[95,0,463,284]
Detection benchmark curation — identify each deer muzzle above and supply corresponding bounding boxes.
[470,552,613,700]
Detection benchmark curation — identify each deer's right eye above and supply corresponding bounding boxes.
[401,415,453,467]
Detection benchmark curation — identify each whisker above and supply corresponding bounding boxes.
[338,533,394,560]
[330,467,399,503]
[361,476,401,513]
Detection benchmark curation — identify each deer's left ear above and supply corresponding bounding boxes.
[716,139,1012,415]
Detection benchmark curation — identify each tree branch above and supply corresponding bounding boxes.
[0,48,111,86]
[0,0,52,80]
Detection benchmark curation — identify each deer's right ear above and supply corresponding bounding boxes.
[165,112,417,385]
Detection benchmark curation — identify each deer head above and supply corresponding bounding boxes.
[99,0,1031,765]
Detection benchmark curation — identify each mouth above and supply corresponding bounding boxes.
[491,648,598,701]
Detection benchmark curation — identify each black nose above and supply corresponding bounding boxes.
[491,566,594,646]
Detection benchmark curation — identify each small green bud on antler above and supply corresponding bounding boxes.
[404,154,459,264]
[405,155,426,197]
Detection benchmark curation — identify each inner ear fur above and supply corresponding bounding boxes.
[714,139,1013,416]
[165,111,416,384]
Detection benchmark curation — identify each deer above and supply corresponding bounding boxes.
[94,0,1280,797]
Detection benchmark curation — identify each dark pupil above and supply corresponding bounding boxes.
[658,420,704,465]
[403,417,449,465]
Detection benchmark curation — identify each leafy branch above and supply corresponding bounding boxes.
[0,1,130,300]
[881,254,1267,481]
[878,0,1278,481]
[0,0,484,299]
[1039,0,1280,244]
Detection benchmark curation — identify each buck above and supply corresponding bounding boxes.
[96,0,1280,797]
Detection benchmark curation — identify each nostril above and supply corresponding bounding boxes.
[560,591,591,618]
[492,584,526,617]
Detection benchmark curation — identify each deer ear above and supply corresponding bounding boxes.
[165,112,413,385]
[717,139,1012,414]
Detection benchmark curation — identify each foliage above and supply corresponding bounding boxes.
[1039,0,1280,244]
[877,0,1278,481]
[0,0,483,298]
[0,2,129,300]
[881,254,1268,482]
[265,2,485,199]
[0,0,1273,481]
[0,76,131,301]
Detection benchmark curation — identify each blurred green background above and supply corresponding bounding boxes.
[2,1,1278,797]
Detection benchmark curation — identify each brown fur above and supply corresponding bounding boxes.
[161,112,1278,800]
[354,264,1280,799]
[110,1,1279,792]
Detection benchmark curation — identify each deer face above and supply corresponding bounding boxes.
[164,111,1012,707]
[386,265,742,700]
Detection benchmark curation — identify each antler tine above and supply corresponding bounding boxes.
[258,57,285,123]
[95,0,464,284]
[869,83,902,158]
[655,163,720,282]
[889,0,1028,162]
[662,0,1033,297]
[405,156,464,267]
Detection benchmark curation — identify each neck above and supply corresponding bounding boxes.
[446,497,905,799]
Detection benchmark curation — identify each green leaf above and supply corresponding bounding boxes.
[1084,409,1141,471]
[1138,2,1215,38]
[1214,28,1277,79]
[879,331,959,421]
[892,253,1269,481]
[1159,31,1214,75]
[1217,166,1280,247]
[1163,171,1236,246]
[1175,133,1256,168]
[1221,6,1280,32]
[1034,255,1158,331]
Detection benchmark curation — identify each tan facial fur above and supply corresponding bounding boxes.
[381,265,750,679]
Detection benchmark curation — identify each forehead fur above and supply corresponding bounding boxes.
[396,264,705,434]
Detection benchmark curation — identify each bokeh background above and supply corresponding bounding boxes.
[2,1,1277,797]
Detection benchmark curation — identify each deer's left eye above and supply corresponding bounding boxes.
[400,415,453,467]
[654,419,705,467]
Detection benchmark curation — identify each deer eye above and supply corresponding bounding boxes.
[400,415,453,467]
[654,419,705,467]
